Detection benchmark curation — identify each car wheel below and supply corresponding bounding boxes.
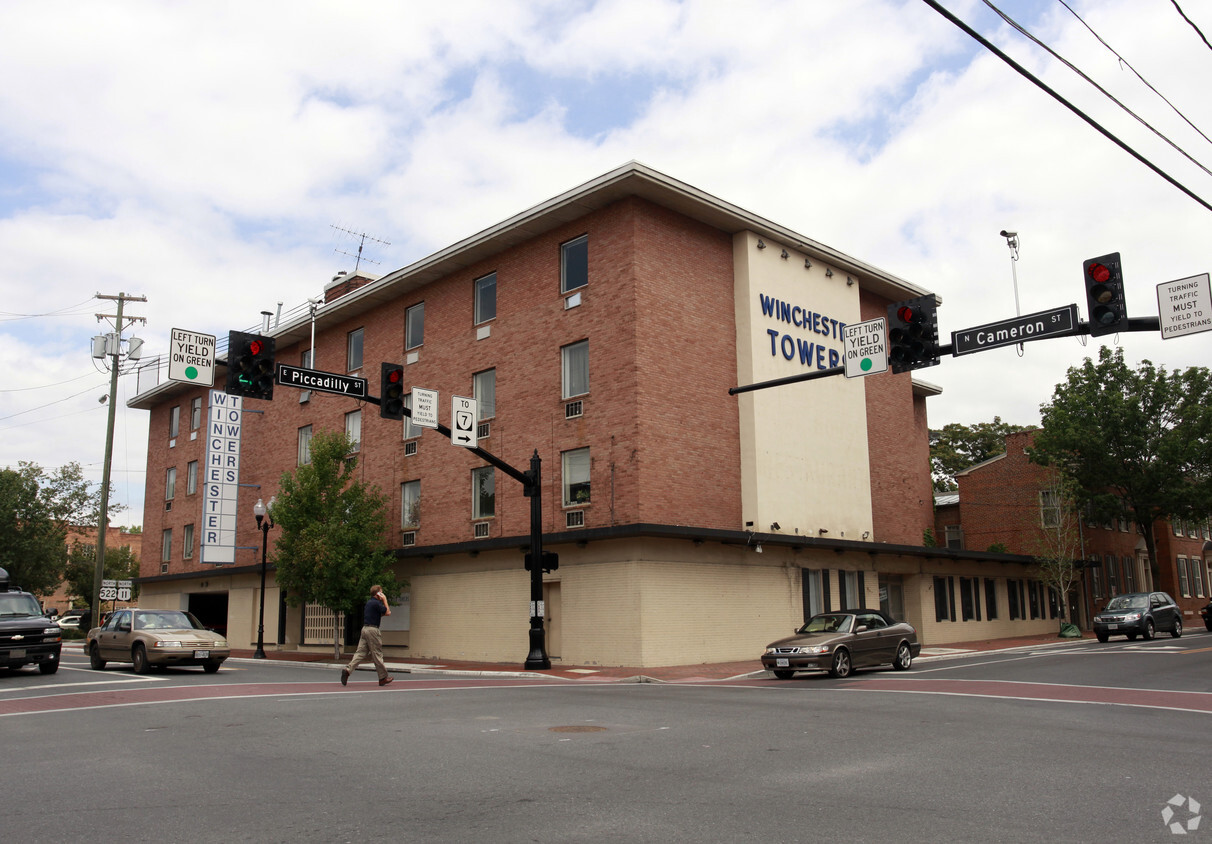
[39,661,59,675]
[828,648,852,678]
[1204,621,1212,632]
[893,642,913,671]
[1096,632,1109,643]
[1143,619,1155,640]
[1127,633,1138,641]
[88,643,107,671]
[202,660,222,674]
[1171,618,1182,639]
[132,644,151,675]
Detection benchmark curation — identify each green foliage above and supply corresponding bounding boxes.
[63,540,140,606]
[930,417,1030,491]
[271,430,402,650]
[986,543,1009,554]
[923,528,938,547]
[1029,347,1212,576]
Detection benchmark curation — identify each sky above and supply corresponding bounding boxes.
[1,0,1210,529]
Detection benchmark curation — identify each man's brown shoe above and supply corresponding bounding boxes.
[340,668,349,686]
[378,676,394,686]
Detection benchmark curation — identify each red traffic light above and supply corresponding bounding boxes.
[896,305,922,324]
[387,368,403,384]
[1086,262,1111,284]
[247,339,264,356]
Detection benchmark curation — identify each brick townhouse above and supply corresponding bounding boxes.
[129,163,1064,668]
[935,429,1211,630]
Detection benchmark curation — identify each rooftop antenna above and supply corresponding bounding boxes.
[330,224,390,276]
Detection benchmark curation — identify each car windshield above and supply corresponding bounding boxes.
[1104,595,1147,611]
[134,611,203,631]
[0,593,44,618]
[798,614,853,635]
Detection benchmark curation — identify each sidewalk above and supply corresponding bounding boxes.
[219,631,1090,683]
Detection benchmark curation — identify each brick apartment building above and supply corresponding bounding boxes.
[129,163,1064,667]
[935,429,1211,630]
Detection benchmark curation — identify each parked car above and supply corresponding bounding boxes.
[762,609,921,679]
[0,567,62,675]
[1200,600,1211,632]
[55,613,84,630]
[86,608,230,674]
[1092,592,1182,642]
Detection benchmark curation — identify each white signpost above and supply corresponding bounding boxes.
[1157,273,1212,339]
[167,328,216,386]
[451,395,477,448]
[842,318,888,378]
[412,387,439,429]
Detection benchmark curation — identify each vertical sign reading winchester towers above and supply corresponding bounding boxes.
[201,390,242,565]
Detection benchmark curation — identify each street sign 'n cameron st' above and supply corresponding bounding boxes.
[951,304,1079,356]
[275,363,368,398]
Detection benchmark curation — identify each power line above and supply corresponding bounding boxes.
[1056,0,1212,151]
[981,0,1212,180]
[1171,0,1212,52]
[919,0,1212,214]
[0,296,99,322]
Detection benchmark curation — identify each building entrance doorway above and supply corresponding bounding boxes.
[879,574,905,621]
[188,592,229,637]
[543,581,562,660]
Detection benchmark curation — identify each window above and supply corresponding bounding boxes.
[1177,556,1190,597]
[301,347,313,368]
[1122,555,1135,593]
[561,340,589,399]
[1007,578,1023,620]
[1028,582,1042,619]
[1039,490,1060,529]
[1174,519,1184,537]
[165,467,177,501]
[161,529,172,563]
[934,576,954,622]
[944,524,963,549]
[561,234,588,293]
[187,460,198,495]
[406,302,425,350]
[403,394,419,440]
[1105,553,1118,595]
[169,405,180,439]
[562,448,590,506]
[1089,557,1102,599]
[298,425,313,466]
[474,273,496,324]
[838,570,863,609]
[347,328,363,372]
[472,467,495,519]
[183,524,194,560]
[802,569,825,621]
[345,410,361,453]
[401,480,420,529]
[1048,587,1060,619]
[960,577,980,621]
[190,397,202,430]
[1193,557,1206,598]
[984,578,998,620]
[474,369,496,420]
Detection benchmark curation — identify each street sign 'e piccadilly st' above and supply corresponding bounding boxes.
[951,304,1079,356]
[274,363,368,398]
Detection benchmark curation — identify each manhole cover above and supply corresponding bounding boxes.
[549,725,608,733]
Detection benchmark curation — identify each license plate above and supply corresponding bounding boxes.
[1107,624,1118,630]
[775,658,789,667]
[10,649,25,659]
[194,650,210,659]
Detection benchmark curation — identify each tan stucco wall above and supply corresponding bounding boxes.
[733,231,874,541]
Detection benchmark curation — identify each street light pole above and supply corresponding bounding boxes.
[252,496,274,659]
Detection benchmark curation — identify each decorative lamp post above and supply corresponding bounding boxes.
[252,496,275,659]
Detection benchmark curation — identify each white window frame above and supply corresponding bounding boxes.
[562,447,590,507]
[345,410,362,453]
[401,480,420,529]
[161,529,172,563]
[186,460,198,495]
[474,369,496,420]
[561,234,588,294]
[347,327,364,372]
[406,302,425,350]
[474,272,496,325]
[165,467,177,501]
[561,340,589,399]
[298,425,313,466]
[169,405,180,439]
[182,524,194,560]
[190,397,202,430]
[403,394,419,440]
[472,466,495,520]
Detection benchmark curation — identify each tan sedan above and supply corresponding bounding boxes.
[87,608,230,674]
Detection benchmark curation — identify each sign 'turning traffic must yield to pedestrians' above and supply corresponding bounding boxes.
[843,318,888,378]
[1157,273,1212,339]
[411,387,439,429]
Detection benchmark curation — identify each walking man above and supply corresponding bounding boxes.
[341,585,393,686]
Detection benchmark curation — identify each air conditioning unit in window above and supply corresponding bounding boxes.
[474,522,490,539]
[565,401,583,419]
[401,531,416,547]
[165,501,172,512]
[160,563,169,574]
[404,440,418,457]
[566,510,585,528]
[477,422,490,439]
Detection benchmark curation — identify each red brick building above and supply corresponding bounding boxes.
[130,163,1063,666]
[936,429,1210,630]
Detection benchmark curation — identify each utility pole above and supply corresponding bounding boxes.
[92,292,146,629]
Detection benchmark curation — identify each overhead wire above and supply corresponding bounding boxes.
[981,0,1212,180]
[918,0,1212,214]
[1170,0,1212,53]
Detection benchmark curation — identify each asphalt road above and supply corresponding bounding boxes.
[3,632,1210,843]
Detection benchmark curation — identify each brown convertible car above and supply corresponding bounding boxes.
[762,609,921,679]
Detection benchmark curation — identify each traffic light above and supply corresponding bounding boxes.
[524,551,559,573]
[380,363,405,420]
[1083,252,1127,336]
[886,295,939,374]
[224,331,275,400]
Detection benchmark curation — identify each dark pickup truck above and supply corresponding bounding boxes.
[0,567,62,675]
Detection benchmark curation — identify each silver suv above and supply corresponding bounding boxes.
[1092,591,1182,642]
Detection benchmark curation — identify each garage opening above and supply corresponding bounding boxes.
[188,592,229,637]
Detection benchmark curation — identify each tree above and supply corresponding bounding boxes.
[271,429,402,659]
[930,417,1030,491]
[1029,347,1212,586]
[1029,473,1084,631]
[64,540,140,607]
